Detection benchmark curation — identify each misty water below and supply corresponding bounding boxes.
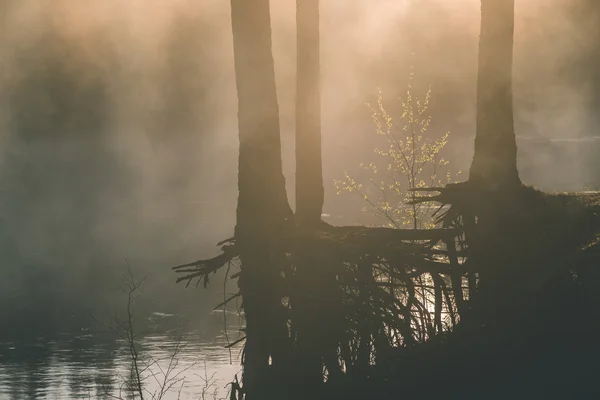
[0,318,244,400]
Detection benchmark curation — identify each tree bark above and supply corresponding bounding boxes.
[295,0,324,224]
[469,0,521,188]
[230,0,293,395]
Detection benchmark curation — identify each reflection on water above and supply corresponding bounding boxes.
[0,326,243,400]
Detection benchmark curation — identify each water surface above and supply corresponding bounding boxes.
[0,321,243,400]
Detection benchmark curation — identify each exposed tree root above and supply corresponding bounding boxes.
[173,187,600,399]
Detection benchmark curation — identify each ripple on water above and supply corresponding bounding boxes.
[0,328,244,399]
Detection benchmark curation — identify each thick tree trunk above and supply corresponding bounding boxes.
[230,0,293,395]
[466,0,524,325]
[469,0,521,188]
[295,0,324,224]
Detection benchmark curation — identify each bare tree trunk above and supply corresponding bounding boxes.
[293,0,344,390]
[293,0,322,385]
[295,0,324,224]
[467,0,524,325]
[469,0,521,188]
[230,0,293,396]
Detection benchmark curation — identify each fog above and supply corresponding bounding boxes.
[0,0,598,332]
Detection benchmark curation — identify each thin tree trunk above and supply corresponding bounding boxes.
[230,0,293,395]
[295,0,324,224]
[469,0,521,188]
[293,0,322,384]
[293,0,344,389]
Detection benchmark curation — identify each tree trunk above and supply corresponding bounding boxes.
[292,0,323,386]
[292,0,344,390]
[469,0,521,188]
[466,0,524,325]
[295,0,324,224]
[230,0,293,395]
